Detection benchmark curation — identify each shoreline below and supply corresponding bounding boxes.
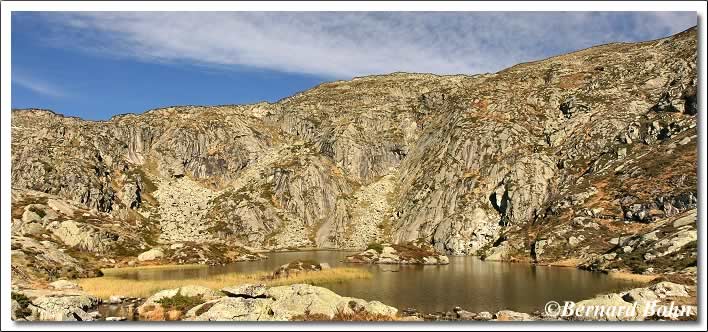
[14,252,693,322]
[605,271,658,283]
[501,257,659,285]
[103,250,659,284]
[255,247,360,253]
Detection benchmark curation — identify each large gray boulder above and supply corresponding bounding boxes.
[573,293,640,321]
[221,284,267,298]
[191,297,276,321]
[137,248,164,261]
[52,220,118,253]
[29,293,101,321]
[49,280,81,290]
[622,287,658,303]
[649,282,689,298]
[21,209,42,223]
[495,310,534,321]
[267,284,345,319]
[185,284,398,321]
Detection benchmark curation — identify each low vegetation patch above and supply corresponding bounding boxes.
[155,291,204,312]
[649,274,697,286]
[366,243,384,254]
[11,292,32,320]
[75,267,370,299]
[609,241,697,274]
[27,206,46,218]
[391,242,437,259]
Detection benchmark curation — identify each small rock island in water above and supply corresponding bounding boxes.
[345,241,450,265]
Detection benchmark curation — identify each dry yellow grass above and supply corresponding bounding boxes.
[75,267,370,299]
[547,258,583,268]
[607,271,657,283]
[102,264,206,273]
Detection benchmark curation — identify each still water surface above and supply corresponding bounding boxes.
[112,250,641,313]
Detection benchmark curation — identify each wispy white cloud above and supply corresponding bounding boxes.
[35,12,697,78]
[12,74,67,97]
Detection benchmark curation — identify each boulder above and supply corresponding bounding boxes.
[456,309,476,320]
[484,241,511,261]
[620,287,661,316]
[673,213,696,228]
[187,283,398,321]
[622,288,658,303]
[336,297,398,317]
[49,280,80,290]
[574,293,637,321]
[495,310,534,321]
[138,285,221,318]
[617,147,627,159]
[181,285,221,300]
[137,248,164,261]
[47,199,77,216]
[184,298,223,319]
[568,235,584,248]
[649,282,689,298]
[191,297,276,321]
[267,284,343,319]
[221,284,268,298]
[29,293,101,321]
[107,295,124,304]
[362,300,397,317]
[52,220,117,253]
[21,209,42,223]
[16,222,44,236]
[476,311,493,320]
[533,239,551,259]
[170,243,185,250]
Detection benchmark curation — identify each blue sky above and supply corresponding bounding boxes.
[11,12,696,121]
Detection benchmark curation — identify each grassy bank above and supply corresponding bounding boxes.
[75,267,371,299]
[102,264,207,274]
[606,271,658,283]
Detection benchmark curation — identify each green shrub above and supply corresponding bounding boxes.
[11,292,32,319]
[155,292,204,312]
[366,243,384,253]
[28,206,46,218]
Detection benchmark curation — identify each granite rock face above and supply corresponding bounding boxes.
[9,190,263,285]
[11,27,698,277]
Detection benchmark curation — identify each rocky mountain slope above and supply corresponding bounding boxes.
[11,27,698,282]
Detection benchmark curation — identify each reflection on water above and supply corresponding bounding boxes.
[111,250,641,313]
